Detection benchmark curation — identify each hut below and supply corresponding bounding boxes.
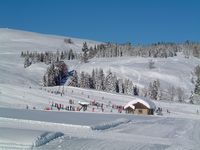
[124,97,156,115]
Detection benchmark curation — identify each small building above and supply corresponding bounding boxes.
[78,101,90,111]
[124,97,156,115]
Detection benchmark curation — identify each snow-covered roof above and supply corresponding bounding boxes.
[78,101,90,106]
[124,97,156,110]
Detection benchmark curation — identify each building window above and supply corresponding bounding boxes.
[138,109,143,114]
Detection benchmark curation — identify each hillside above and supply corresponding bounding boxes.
[0,28,100,53]
[0,28,200,106]
[0,29,200,150]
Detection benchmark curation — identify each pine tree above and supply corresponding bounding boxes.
[167,85,175,101]
[127,80,133,95]
[176,87,185,103]
[118,79,124,93]
[90,69,96,89]
[82,42,89,63]
[69,71,78,87]
[43,75,47,86]
[24,56,31,68]
[105,70,117,92]
[95,69,105,90]
[148,80,160,100]
[133,85,139,96]
[21,51,24,57]
[194,65,200,78]
[60,51,64,60]
[194,77,200,95]
[79,71,85,88]
[68,49,74,60]
[115,79,119,93]
[84,73,90,88]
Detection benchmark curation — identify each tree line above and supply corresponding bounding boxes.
[21,40,200,68]
[42,64,139,96]
[95,41,200,59]
[42,60,200,104]
[21,50,79,68]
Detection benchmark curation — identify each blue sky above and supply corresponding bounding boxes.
[0,0,199,44]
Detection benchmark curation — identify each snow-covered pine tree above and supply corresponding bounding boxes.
[56,50,60,62]
[104,70,117,92]
[60,51,64,60]
[176,87,185,103]
[115,78,119,93]
[95,68,105,91]
[189,91,194,104]
[68,49,75,60]
[148,59,155,69]
[84,73,90,88]
[90,69,96,89]
[99,68,105,91]
[118,79,124,93]
[123,79,128,94]
[79,71,85,88]
[148,82,153,99]
[167,85,176,101]
[148,80,160,100]
[24,56,31,68]
[194,65,200,78]
[133,85,139,96]
[43,75,47,86]
[69,71,78,87]
[82,42,89,63]
[127,80,133,95]
[194,77,200,95]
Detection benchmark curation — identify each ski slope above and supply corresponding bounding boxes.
[0,28,100,53]
[0,108,200,150]
[76,55,200,97]
[0,28,200,150]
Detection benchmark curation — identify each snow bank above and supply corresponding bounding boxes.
[33,132,64,147]
[91,118,130,130]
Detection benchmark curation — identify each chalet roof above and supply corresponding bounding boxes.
[124,97,156,110]
[78,101,90,106]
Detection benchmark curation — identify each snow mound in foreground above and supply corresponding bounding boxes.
[91,118,130,130]
[33,132,64,147]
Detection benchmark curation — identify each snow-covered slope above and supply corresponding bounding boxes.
[0,28,200,150]
[0,28,100,53]
[0,28,99,86]
[75,55,200,96]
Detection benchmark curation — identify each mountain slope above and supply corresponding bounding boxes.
[0,28,200,150]
[0,28,200,102]
[0,28,100,53]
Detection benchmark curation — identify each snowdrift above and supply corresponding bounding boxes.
[91,118,130,130]
[33,132,64,147]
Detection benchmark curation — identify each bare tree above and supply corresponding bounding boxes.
[148,59,155,69]
[168,85,176,101]
[176,87,185,103]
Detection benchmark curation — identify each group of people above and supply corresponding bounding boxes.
[51,102,76,111]
[89,100,124,113]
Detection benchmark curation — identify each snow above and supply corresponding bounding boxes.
[76,54,200,96]
[91,118,130,130]
[78,101,90,106]
[33,132,64,147]
[0,28,200,149]
[0,28,100,53]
